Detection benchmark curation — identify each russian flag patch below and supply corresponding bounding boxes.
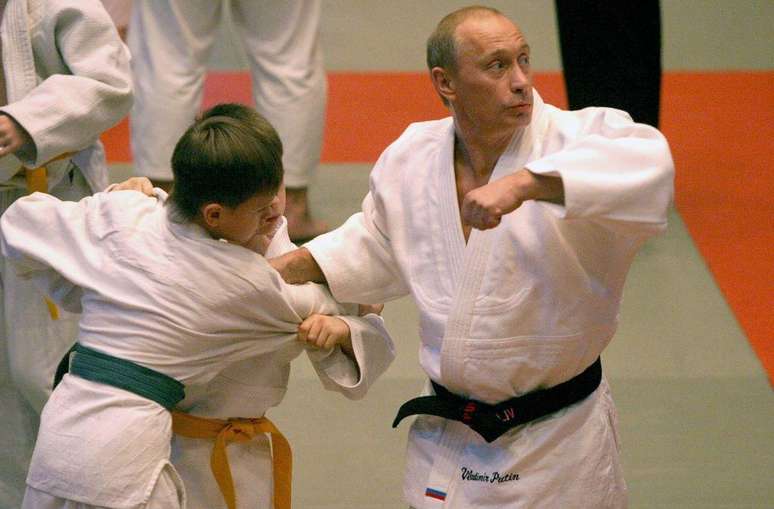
[425,488,447,501]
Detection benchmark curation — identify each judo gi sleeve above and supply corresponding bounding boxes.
[306,313,395,400]
[526,107,674,235]
[305,191,410,305]
[0,193,95,312]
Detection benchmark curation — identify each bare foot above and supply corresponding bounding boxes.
[285,186,328,243]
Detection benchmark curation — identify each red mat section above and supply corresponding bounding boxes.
[101,71,773,383]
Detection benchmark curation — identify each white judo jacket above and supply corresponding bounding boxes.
[305,91,674,508]
[0,190,395,508]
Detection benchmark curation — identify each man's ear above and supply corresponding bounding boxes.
[430,66,455,103]
[201,203,224,228]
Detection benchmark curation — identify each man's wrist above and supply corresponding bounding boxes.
[517,169,564,205]
[288,247,327,284]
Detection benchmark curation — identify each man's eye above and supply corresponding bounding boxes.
[490,61,504,70]
[518,55,530,66]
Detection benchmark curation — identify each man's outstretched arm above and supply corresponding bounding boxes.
[270,247,327,284]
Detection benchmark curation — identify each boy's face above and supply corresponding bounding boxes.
[213,185,285,246]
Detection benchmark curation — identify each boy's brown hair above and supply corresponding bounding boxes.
[170,103,283,219]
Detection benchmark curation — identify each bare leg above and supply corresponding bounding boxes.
[284,187,328,243]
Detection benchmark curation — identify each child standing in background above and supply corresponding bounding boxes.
[0,1,132,506]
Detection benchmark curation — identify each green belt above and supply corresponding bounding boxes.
[56,343,185,410]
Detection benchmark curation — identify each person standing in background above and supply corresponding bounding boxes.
[129,0,329,242]
[0,1,132,506]
[555,0,662,127]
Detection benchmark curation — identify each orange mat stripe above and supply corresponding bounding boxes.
[660,71,774,385]
[101,70,773,384]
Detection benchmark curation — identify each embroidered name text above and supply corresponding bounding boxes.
[461,467,520,484]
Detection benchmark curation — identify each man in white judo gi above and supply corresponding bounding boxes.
[129,0,329,241]
[0,1,132,506]
[271,6,674,508]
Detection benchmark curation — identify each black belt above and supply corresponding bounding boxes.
[392,357,602,443]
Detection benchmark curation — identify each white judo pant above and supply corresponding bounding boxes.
[128,0,327,188]
[0,169,90,509]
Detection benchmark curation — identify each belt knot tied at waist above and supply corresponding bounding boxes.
[393,357,602,442]
[171,412,292,509]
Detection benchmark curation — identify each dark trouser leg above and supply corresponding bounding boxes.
[555,0,662,127]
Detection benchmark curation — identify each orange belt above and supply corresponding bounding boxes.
[171,411,292,509]
[23,151,74,195]
[24,153,72,321]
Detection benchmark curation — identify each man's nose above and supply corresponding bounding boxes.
[510,66,529,92]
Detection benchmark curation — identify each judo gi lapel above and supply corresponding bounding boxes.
[1,0,36,103]
[435,120,466,291]
[0,0,36,182]
[439,92,549,395]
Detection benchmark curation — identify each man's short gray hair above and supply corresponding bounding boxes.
[426,5,505,72]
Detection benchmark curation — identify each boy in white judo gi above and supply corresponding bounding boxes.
[109,104,393,509]
[0,0,132,506]
[0,103,394,509]
[271,6,674,508]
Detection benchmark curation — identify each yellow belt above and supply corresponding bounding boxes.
[24,153,72,321]
[171,411,292,509]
